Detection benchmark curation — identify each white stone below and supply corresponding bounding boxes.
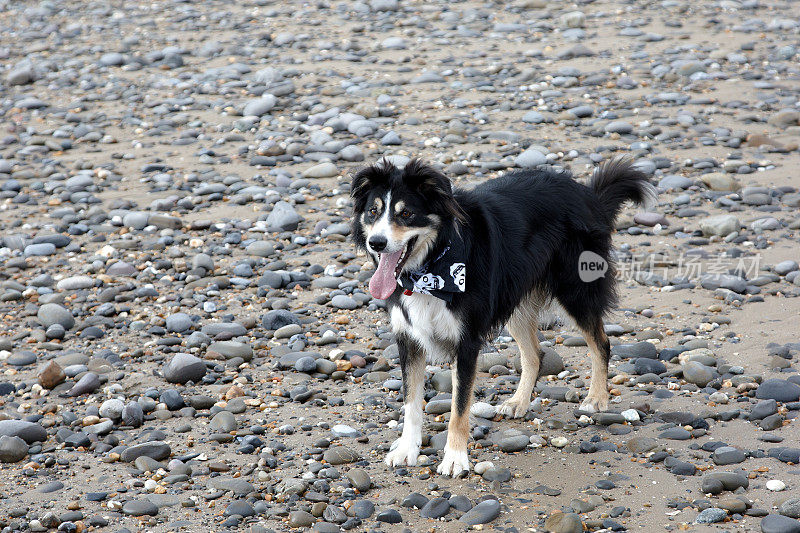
[766,479,786,491]
[470,401,496,419]
[529,435,547,447]
[709,392,729,404]
[99,399,125,420]
[56,275,94,291]
[474,461,494,475]
[621,409,641,422]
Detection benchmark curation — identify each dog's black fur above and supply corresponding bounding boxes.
[351,157,654,475]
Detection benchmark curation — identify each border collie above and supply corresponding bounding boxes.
[350,158,655,476]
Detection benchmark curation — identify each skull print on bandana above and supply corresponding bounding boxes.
[397,234,467,302]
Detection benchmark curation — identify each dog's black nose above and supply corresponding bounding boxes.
[368,235,387,252]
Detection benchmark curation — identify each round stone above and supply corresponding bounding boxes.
[243,95,277,117]
[471,401,496,419]
[346,468,371,492]
[460,499,501,525]
[499,434,529,452]
[544,512,583,533]
[303,162,338,178]
[0,420,47,444]
[121,402,144,427]
[166,313,194,333]
[420,497,450,519]
[37,304,75,330]
[331,295,358,310]
[515,148,546,168]
[376,509,402,523]
[56,275,94,291]
[756,379,800,403]
[98,399,125,420]
[766,480,786,492]
[695,508,728,524]
[295,356,317,373]
[323,446,360,465]
[482,466,512,482]
[164,353,206,384]
[0,435,28,463]
[760,514,800,533]
[122,500,158,517]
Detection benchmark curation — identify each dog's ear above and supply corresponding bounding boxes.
[350,159,394,210]
[403,159,466,223]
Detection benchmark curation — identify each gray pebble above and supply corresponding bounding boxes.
[164,353,206,384]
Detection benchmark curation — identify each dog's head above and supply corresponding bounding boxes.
[350,158,463,299]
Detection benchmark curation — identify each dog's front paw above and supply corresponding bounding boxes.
[437,446,470,477]
[579,393,609,413]
[497,397,530,419]
[385,437,420,467]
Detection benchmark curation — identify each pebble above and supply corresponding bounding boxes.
[682,361,716,387]
[459,499,501,525]
[121,402,144,427]
[376,509,402,523]
[323,447,360,465]
[702,472,749,494]
[346,468,371,492]
[288,511,315,528]
[122,500,159,517]
[166,313,194,333]
[37,360,66,389]
[713,446,747,465]
[761,515,800,533]
[695,508,729,524]
[0,435,28,463]
[164,353,206,384]
[766,480,786,492]
[420,497,450,519]
[756,379,800,403]
[121,441,171,463]
[0,420,47,444]
[780,499,800,519]
[471,401,496,419]
[37,304,75,330]
[98,399,125,420]
[499,434,529,452]
[544,512,583,533]
[700,215,740,237]
[303,162,339,178]
[68,372,101,396]
[331,295,358,310]
[515,148,547,168]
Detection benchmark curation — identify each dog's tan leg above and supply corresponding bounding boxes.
[498,293,544,418]
[579,321,610,413]
[385,336,425,467]
[498,311,542,418]
[438,342,479,477]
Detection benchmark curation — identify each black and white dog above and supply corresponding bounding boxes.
[350,158,655,476]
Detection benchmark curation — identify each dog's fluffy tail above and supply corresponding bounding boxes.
[590,157,657,223]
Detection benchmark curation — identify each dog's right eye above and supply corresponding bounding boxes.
[369,206,378,217]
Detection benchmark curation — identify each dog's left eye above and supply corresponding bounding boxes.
[399,209,413,219]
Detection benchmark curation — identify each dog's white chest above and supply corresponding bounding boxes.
[390,293,461,363]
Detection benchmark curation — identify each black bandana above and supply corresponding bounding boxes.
[397,235,467,302]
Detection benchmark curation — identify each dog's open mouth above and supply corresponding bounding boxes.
[369,237,416,300]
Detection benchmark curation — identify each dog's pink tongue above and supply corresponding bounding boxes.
[369,250,403,300]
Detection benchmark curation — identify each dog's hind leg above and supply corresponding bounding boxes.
[385,335,425,467]
[578,318,611,413]
[437,339,480,477]
[498,299,543,419]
